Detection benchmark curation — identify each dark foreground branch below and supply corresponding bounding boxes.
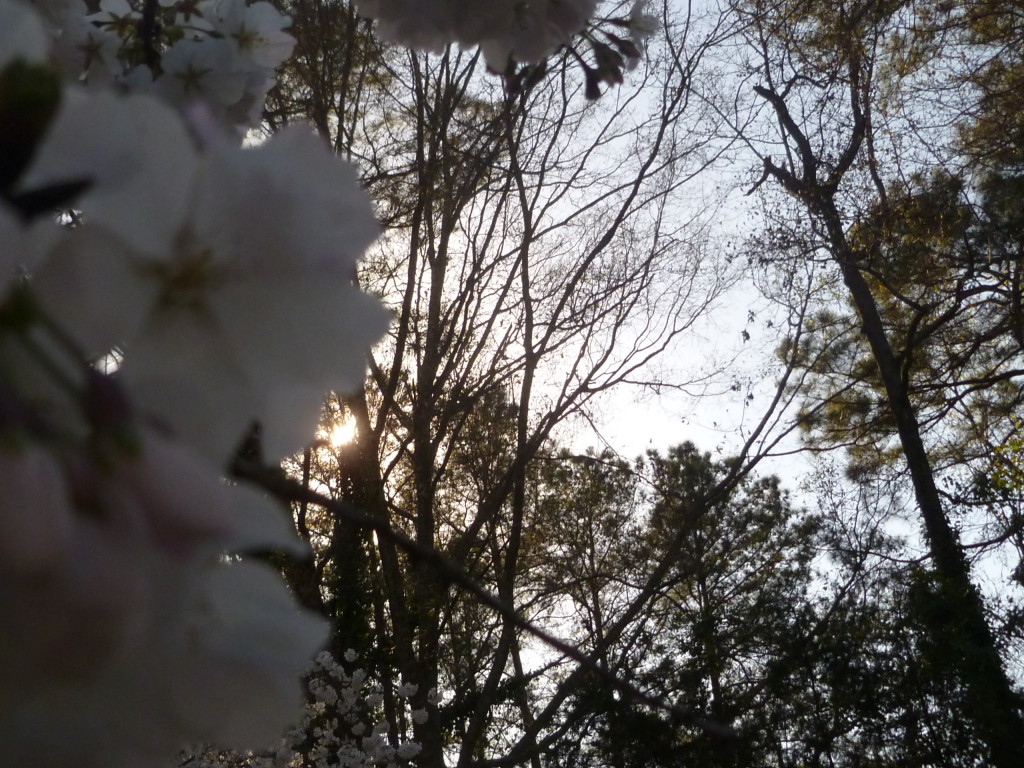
[232,456,736,743]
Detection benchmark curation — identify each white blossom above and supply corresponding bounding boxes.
[119,124,389,461]
[30,224,160,358]
[397,742,422,760]
[50,10,123,83]
[0,0,49,67]
[199,0,295,69]
[0,426,327,765]
[19,89,199,257]
[156,37,250,112]
[627,0,659,52]
[396,681,418,698]
[356,0,597,68]
[20,90,388,462]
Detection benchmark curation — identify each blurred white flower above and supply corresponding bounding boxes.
[86,0,138,30]
[628,0,659,50]
[0,202,60,286]
[396,681,418,698]
[20,89,387,462]
[476,0,596,68]
[357,0,596,68]
[0,425,326,766]
[31,224,159,358]
[396,742,422,760]
[168,560,328,747]
[0,0,50,67]
[50,10,123,83]
[19,89,199,257]
[156,36,249,111]
[120,124,389,461]
[25,0,87,38]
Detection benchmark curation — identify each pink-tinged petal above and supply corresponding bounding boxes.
[0,446,73,576]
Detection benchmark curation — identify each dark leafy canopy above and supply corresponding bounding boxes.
[729,0,1024,763]
[769,0,1024,638]
[538,445,993,768]
[620,446,821,768]
[793,169,1024,488]
[770,0,1024,512]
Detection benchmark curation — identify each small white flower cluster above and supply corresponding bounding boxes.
[294,651,424,768]
[34,0,295,133]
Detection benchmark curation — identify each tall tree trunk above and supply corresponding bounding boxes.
[753,76,1024,758]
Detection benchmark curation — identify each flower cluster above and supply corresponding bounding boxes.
[355,0,659,95]
[356,0,597,68]
[294,651,425,768]
[1,0,387,763]
[36,0,295,133]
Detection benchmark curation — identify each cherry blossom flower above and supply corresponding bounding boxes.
[199,0,295,69]
[0,423,327,766]
[118,124,389,462]
[357,0,597,68]
[0,0,49,66]
[397,742,423,760]
[19,86,388,461]
[156,37,250,111]
[19,89,198,257]
[627,0,659,53]
[50,11,123,84]
[396,681,418,698]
